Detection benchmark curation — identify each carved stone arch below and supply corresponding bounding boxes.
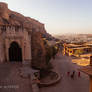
[9,41,22,62]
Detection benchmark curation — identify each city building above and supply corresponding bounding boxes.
[63,43,92,56]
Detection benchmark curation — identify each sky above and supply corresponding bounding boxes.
[1,0,92,35]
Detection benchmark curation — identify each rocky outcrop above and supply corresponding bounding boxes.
[0,2,54,40]
[31,31,47,69]
[0,3,43,30]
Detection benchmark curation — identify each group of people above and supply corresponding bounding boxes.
[67,71,81,79]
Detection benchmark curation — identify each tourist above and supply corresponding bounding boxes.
[71,74,74,79]
[78,71,80,77]
[67,71,70,76]
[71,70,75,79]
[73,70,75,75]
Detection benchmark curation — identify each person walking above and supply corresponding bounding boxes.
[71,70,75,79]
[67,71,70,76]
[78,71,80,77]
[71,74,74,79]
[73,70,75,76]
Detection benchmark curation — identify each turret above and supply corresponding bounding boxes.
[0,2,9,20]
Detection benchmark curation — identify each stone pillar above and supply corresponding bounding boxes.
[5,39,9,62]
[22,40,25,62]
[90,76,92,92]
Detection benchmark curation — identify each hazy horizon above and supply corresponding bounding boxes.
[53,33,92,36]
[2,0,92,35]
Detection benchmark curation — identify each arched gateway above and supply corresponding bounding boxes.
[0,25,32,63]
[9,42,22,62]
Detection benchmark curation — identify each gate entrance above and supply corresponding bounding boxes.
[9,42,22,62]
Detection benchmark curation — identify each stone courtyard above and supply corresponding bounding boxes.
[0,62,32,92]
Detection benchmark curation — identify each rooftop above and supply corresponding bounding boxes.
[64,43,82,47]
[71,46,91,50]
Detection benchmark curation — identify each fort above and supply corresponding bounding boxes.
[0,2,47,69]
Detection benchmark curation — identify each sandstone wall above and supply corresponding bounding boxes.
[0,35,5,63]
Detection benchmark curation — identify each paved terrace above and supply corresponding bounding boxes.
[0,62,32,92]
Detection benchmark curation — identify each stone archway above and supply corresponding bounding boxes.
[9,41,22,62]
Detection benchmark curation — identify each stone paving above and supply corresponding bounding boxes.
[0,62,32,92]
[40,53,89,92]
